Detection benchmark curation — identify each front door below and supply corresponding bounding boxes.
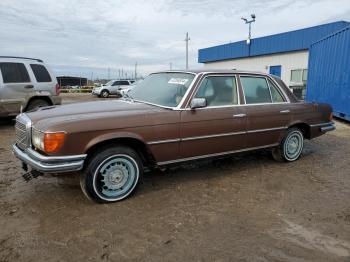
[239,75,292,148]
[180,75,246,159]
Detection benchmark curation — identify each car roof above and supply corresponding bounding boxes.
[154,69,272,77]
[0,56,44,63]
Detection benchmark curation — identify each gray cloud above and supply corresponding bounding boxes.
[0,0,349,79]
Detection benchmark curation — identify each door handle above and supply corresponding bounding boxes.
[233,114,246,118]
[280,110,290,114]
[24,85,34,89]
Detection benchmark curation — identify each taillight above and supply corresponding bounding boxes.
[55,83,60,95]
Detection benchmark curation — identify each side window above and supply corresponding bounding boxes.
[240,76,271,104]
[30,64,52,82]
[195,76,238,107]
[0,62,30,83]
[121,81,129,85]
[268,79,285,103]
[112,81,121,86]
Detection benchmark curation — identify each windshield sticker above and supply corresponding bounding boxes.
[168,78,189,85]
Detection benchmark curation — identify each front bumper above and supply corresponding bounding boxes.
[92,89,101,95]
[13,144,86,173]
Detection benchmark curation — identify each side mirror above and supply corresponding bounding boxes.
[190,98,207,109]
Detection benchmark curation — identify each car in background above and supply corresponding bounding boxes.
[92,80,135,98]
[0,56,61,117]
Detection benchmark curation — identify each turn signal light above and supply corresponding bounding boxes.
[44,132,65,153]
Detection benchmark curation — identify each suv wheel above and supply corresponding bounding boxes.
[272,127,304,162]
[26,99,50,112]
[80,146,143,203]
[100,90,109,98]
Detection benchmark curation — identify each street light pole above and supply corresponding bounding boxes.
[241,14,256,45]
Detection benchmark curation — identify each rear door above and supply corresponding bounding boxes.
[0,62,33,114]
[109,81,122,94]
[29,63,55,95]
[239,75,292,148]
[180,74,247,159]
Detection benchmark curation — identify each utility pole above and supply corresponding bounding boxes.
[185,32,190,70]
[135,62,138,80]
[107,67,110,80]
[170,62,173,70]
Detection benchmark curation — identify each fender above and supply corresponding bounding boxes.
[84,131,149,153]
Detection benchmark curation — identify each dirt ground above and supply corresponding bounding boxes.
[1,94,350,262]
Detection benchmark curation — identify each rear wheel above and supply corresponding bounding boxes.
[26,99,50,111]
[80,146,143,203]
[272,127,304,162]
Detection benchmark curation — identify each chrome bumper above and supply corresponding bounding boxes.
[12,144,86,173]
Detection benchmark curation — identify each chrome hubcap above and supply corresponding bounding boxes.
[94,155,138,199]
[284,131,303,160]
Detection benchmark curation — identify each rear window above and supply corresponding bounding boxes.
[30,64,52,82]
[0,62,30,83]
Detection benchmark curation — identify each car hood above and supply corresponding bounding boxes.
[27,99,172,132]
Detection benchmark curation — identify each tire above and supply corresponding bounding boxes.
[80,145,143,203]
[26,99,50,111]
[272,127,304,162]
[100,90,109,98]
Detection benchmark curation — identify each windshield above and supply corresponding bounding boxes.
[130,73,195,107]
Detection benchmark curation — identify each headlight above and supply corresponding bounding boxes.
[32,128,66,153]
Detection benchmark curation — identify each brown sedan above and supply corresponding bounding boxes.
[13,70,335,203]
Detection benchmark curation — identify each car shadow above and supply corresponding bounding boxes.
[136,149,276,198]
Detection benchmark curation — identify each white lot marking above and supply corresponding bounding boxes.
[281,219,350,257]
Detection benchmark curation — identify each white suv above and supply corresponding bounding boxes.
[0,56,61,117]
[92,80,135,98]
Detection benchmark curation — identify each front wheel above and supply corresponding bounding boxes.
[272,127,304,162]
[100,90,109,98]
[80,146,143,203]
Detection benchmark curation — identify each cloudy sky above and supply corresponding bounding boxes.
[0,0,349,79]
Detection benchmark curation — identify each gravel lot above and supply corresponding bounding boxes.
[1,94,350,262]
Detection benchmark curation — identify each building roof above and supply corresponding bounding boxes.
[198,21,349,63]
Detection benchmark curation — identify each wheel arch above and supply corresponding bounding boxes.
[24,95,53,111]
[84,133,156,169]
[287,121,311,139]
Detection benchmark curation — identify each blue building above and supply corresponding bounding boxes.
[198,21,349,99]
[306,25,350,121]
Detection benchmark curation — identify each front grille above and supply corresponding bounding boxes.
[15,114,31,150]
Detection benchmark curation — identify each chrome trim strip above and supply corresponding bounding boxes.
[181,131,245,141]
[148,138,181,145]
[157,143,279,165]
[13,144,86,173]
[247,126,287,134]
[148,127,285,145]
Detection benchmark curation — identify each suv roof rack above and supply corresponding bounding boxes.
[0,56,43,63]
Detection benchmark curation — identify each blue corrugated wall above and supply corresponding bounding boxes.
[198,21,349,63]
[306,26,350,122]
